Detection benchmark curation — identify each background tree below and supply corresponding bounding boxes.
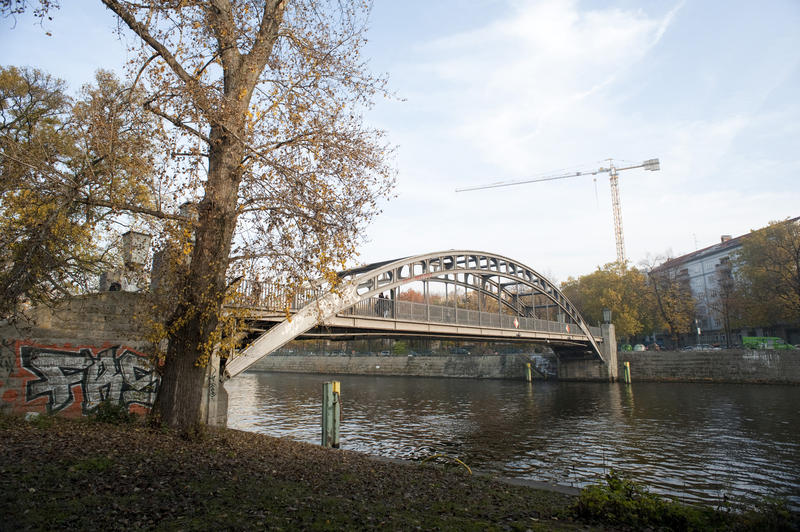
[734,218,800,327]
[397,288,425,303]
[10,1,393,430]
[642,256,695,347]
[0,65,157,321]
[561,263,655,341]
[705,258,739,347]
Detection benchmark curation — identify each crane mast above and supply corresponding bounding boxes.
[609,166,625,264]
[456,158,660,264]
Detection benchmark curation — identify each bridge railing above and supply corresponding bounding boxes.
[232,279,320,311]
[341,297,596,338]
[233,282,603,340]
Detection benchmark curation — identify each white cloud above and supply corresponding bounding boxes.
[411,0,676,175]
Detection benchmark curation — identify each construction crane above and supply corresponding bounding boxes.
[456,158,660,264]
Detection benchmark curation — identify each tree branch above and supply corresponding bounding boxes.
[101,0,213,115]
[207,0,242,74]
[238,1,285,90]
[143,102,211,143]
[121,52,159,106]
[76,197,190,222]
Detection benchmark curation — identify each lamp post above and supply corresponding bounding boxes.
[602,308,612,324]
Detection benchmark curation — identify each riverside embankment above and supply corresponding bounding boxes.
[2,414,795,530]
[250,349,800,384]
[0,414,577,530]
[249,353,534,379]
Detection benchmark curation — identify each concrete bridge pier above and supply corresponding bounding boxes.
[556,323,618,381]
[601,323,618,381]
[200,350,228,427]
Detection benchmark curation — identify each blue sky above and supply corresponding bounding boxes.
[3,1,799,281]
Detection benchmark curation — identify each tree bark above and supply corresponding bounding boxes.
[154,124,245,431]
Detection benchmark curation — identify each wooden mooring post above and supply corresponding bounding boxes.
[322,381,341,448]
[525,362,532,382]
[622,361,631,384]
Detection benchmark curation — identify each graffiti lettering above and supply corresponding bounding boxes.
[20,345,159,414]
[208,367,217,399]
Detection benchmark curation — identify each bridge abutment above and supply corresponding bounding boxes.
[556,323,617,381]
[200,350,228,427]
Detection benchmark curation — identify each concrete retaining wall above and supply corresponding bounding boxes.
[619,350,800,384]
[249,349,800,385]
[249,354,536,379]
[556,357,611,381]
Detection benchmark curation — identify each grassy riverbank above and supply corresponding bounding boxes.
[1,413,796,530]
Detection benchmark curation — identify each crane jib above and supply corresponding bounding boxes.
[455,158,661,264]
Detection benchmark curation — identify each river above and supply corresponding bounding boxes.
[225,372,800,509]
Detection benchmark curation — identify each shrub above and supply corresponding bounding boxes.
[574,470,720,530]
[737,497,798,531]
[89,400,136,425]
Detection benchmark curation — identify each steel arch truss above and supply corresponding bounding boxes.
[340,251,578,320]
[224,250,602,380]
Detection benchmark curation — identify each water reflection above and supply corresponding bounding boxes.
[226,372,800,509]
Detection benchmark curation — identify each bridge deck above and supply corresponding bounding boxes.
[237,296,602,342]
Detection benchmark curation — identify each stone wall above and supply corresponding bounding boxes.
[248,349,800,385]
[556,357,611,381]
[249,353,538,380]
[619,349,800,384]
[0,292,159,417]
[0,340,159,417]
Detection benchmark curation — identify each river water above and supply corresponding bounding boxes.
[225,372,800,509]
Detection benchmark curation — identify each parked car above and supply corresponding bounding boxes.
[633,344,646,352]
[690,344,720,351]
[742,336,794,350]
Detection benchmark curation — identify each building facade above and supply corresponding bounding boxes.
[656,235,742,346]
[655,217,800,347]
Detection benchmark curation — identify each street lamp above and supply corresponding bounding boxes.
[602,308,612,324]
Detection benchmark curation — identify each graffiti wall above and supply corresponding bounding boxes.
[0,341,159,417]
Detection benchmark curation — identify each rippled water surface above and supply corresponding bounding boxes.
[226,372,800,508]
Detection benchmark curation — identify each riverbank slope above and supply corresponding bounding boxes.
[3,414,795,530]
[0,414,585,530]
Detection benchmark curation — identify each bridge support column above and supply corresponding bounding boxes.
[600,323,618,381]
[555,323,617,381]
[200,349,228,426]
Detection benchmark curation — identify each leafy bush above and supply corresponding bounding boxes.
[574,470,721,530]
[89,400,136,425]
[392,340,408,355]
[736,497,798,531]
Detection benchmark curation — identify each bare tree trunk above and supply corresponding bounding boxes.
[154,126,244,431]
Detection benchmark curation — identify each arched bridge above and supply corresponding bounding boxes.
[223,250,606,380]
